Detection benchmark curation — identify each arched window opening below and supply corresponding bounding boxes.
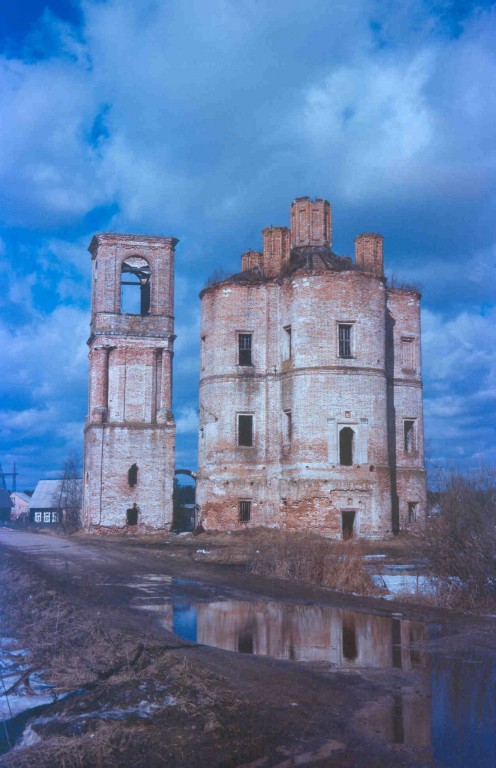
[128,463,138,487]
[126,503,139,526]
[339,427,354,466]
[121,257,151,315]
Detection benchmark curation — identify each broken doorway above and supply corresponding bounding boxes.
[342,510,356,540]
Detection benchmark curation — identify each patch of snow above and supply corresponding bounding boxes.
[16,724,42,749]
[372,573,435,599]
[0,693,54,720]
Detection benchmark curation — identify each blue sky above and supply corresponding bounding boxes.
[1,0,495,489]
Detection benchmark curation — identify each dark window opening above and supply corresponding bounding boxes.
[237,631,254,654]
[342,509,355,540]
[408,501,418,523]
[342,616,358,660]
[128,463,138,487]
[126,503,139,526]
[339,427,354,466]
[404,420,416,452]
[239,499,251,522]
[284,325,292,359]
[238,414,253,446]
[121,259,151,316]
[338,324,352,357]
[238,333,252,366]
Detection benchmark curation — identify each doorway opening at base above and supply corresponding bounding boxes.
[342,509,356,540]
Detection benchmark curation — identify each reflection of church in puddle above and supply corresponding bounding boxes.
[166,600,432,751]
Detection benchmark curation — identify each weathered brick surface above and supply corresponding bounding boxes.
[197,198,426,538]
[82,234,177,531]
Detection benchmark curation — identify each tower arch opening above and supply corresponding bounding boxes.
[121,257,151,315]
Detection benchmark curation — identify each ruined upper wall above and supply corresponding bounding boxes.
[228,198,386,281]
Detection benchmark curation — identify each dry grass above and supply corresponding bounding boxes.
[247,530,380,595]
[0,556,264,768]
[420,468,496,612]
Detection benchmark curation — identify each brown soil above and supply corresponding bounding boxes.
[0,529,495,768]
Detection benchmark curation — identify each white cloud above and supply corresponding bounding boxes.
[175,407,198,435]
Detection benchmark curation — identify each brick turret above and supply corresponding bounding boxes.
[262,226,290,276]
[290,197,332,249]
[355,233,384,276]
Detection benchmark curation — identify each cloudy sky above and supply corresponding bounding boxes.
[1,0,495,489]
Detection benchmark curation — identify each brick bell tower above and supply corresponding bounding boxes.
[82,233,177,531]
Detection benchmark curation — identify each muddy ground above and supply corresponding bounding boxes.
[0,529,495,768]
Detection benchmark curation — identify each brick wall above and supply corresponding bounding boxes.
[197,198,426,538]
[82,234,177,531]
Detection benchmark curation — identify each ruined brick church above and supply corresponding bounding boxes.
[82,197,426,538]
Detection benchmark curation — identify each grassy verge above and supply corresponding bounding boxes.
[0,554,267,768]
[246,530,380,595]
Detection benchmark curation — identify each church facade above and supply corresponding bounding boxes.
[196,197,426,538]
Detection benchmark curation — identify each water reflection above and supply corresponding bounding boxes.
[162,600,427,669]
[134,597,496,766]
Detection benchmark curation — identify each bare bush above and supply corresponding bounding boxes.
[422,467,496,610]
[247,531,379,595]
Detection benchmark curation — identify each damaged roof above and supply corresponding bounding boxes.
[219,246,354,286]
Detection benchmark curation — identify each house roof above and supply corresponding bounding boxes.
[11,491,31,503]
[0,488,13,510]
[30,479,83,510]
[30,480,63,509]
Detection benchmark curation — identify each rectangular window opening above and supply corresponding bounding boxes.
[408,502,418,523]
[238,414,253,446]
[401,337,415,370]
[283,325,292,359]
[238,333,252,366]
[239,499,251,523]
[404,420,416,452]
[338,324,352,358]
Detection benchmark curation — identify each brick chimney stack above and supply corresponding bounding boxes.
[262,226,290,276]
[354,233,384,276]
[290,197,332,249]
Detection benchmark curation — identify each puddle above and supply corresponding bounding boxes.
[355,654,496,767]
[137,598,427,668]
[136,597,495,766]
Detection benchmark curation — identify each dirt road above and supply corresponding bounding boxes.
[1,529,495,768]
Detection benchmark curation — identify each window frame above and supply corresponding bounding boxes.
[408,501,418,523]
[337,323,354,358]
[403,419,417,452]
[237,332,253,367]
[237,413,254,447]
[283,325,292,360]
[239,499,252,523]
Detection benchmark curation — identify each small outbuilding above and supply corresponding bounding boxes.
[10,491,31,521]
[29,480,64,525]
